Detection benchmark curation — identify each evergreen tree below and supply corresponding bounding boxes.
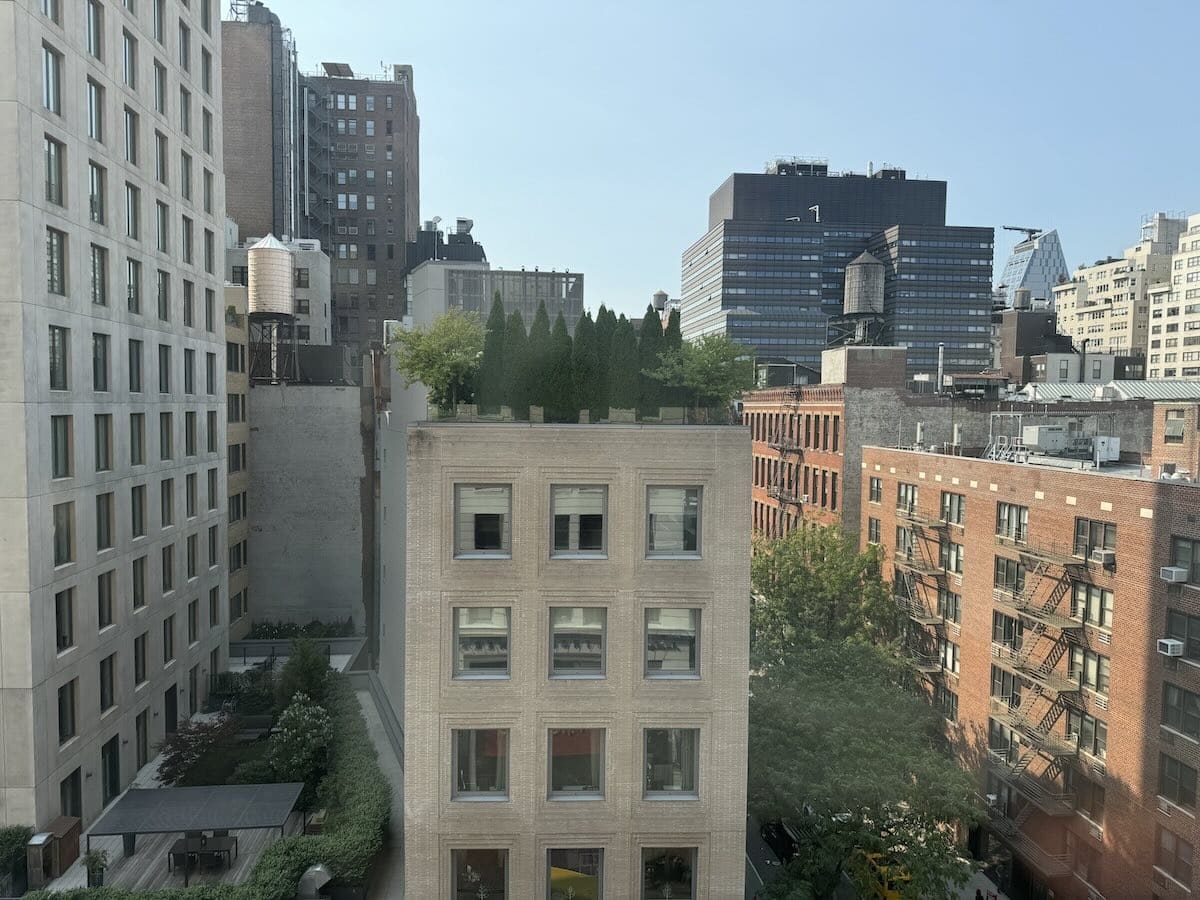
[662,308,685,408]
[502,309,529,419]
[525,300,553,413]
[607,316,639,411]
[546,312,577,423]
[593,305,616,418]
[637,304,665,417]
[475,292,507,412]
[572,311,600,420]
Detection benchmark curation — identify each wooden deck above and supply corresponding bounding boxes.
[47,812,303,891]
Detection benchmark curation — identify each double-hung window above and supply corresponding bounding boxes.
[646,486,700,557]
[454,485,510,558]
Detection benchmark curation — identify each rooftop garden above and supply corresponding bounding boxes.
[392,297,754,423]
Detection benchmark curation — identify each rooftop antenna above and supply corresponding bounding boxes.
[809,205,821,224]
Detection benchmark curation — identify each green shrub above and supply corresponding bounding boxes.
[25,675,391,900]
[273,639,331,712]
[246,618,355,640]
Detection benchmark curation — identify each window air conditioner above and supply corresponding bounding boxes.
[800,495,809,503]
[1161,566,1189,583]
[1091,548,1116,567]
[1158,638,1184,657]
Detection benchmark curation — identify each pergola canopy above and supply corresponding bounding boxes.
[88,783,304,836]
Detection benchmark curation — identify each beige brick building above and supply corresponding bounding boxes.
[395,423,750,899]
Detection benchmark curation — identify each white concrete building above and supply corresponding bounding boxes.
[388,422,750,899]
[1147,212,1200,378]
[0,0,228,826]
[1053,213,1185,358]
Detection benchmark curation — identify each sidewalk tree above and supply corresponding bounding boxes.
[390,308,484,412]
[475,293,507,413]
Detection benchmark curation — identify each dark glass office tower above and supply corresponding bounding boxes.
[680,160,994,378]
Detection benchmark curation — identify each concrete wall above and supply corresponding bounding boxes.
[247,385,366,628]
[398,424,750,899]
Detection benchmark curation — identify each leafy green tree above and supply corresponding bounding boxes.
[572,311,601,419]
[525,300,553,412]
[662,309,685,408]
[274,637,331,712]
[545,312,577,422]
[270,693,332,805]
[637,304,665,417]
[751,526,899,666]
[156,712,237,785]
[475,293,507,413]
[594,305,616,418]
[647,333,753,418]
[502,309,529,419]
[390,309,484,411]
[749,645,980,900]
[607,316,639,411]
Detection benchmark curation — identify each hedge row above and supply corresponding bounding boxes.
[28,676,391,900]
[245,619,356,640]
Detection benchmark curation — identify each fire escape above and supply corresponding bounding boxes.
[892,502,948,674]
[986,530,1098,879]
[765,417,804,531]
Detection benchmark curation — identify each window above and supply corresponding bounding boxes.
[209,586,219,625]
[1067,708,1107,759]
[122,29,137,87]
[938,637,959,673]
[646,486,701,556]
[58,680,77,743]
[160,477,174,525]
[49,325,68,389]
[185,412,196,457]
[96,491,114,549]
[44,136,64,205]
[152,0,164,40]
[939,540,964,574]
[132,555,146,608]
[83,0,105,53]
[548,728,604,798]
[207,524,217,566]
[550,608,605,677]
[206,352,216,392]
[100,653,115,711]
[159,411,172,459]
[454,485,511,557]
[644,728,698,797]
[55,588,74,651]
[124,106,139,164]
[994,556,1025,596]
[46,228,66,294]
[1157,826,1194,886]
[158,344,171,392]
[453,607,509,677]
[937,588,961,624]
[154,60,167,112]
[451,729,508,798]
[53,501,74,565]
[179,86,191,134]
[154,131,168,184]
[995,502,1028,542]
[201,47,212,93]
[896,482,918,513]
[130,412,145,464]
[157,270,169,319]
[89,162,106,223]
[1069,770,1105,824]
[178,20,190,71]
[1070,646,1111,695]
[1172,537,1200,585]
[1161,754,1198,810]
[43,44,62,114]
[125,183,140,238]
[184,348,195,393]
[186,532,197,579]
[128,337,143,391]
[202,108,212,152]
[546,849,601,900]
[203,170,213,213]
[1165,409,1187,444]
[51,415,72,478]
[162,613,175,662]
[155,200,169,251]
[451,849,507,898]
[207,467,218,508]
[134,632,147,685]
[187,598,198,643]
[1071,582,1113,630]
[1074,517,1116,559]
[60,769,81,819]
[92,332,110,389]
[180,151,192,200]
[867,517,880,544]
[131,484,145,537]
[645,608,699,677]
[940,491,965,525]
[935,684,958,721]
[161,543,175,592]
[1164,682,1200,740]
[551,486,606,556]
[44,0,61,24]
[641,847,695,900]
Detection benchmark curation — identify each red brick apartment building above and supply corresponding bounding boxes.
[861,402,1200,900]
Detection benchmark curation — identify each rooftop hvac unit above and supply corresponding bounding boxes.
[1158,638,1184,657]
[1091,548,1116,567]
[1161,566,1189,583]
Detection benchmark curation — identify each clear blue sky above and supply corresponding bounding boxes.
[278,0,1199,320]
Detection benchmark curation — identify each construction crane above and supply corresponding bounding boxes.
[1002,225,1042,242]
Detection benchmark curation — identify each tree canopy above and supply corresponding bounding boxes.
[475,293,507,412]
[390,308,484,410]
[637,304,665,417]
[647,332,754,414]
[607,315,639,411]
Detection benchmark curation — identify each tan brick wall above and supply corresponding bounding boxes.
[402,424,750,899]
[861,445,1200,899]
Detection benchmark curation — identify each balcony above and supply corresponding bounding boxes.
[991,643,1079,696]
[986,750,1075,816]
[990,698,1078,759]
[992,588,1083,633]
